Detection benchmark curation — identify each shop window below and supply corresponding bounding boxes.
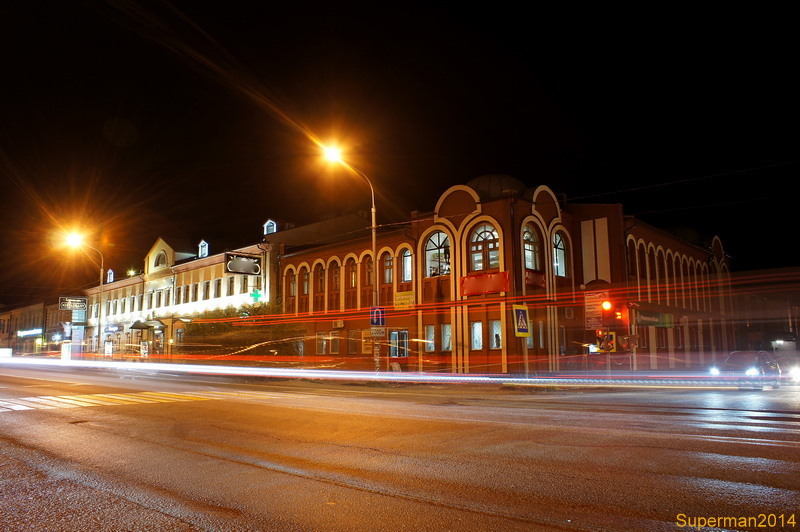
[490,320,502,349]
[470,321,483,350]
[425,231,450,277]
[389,330,409,357]
[441,324,452,351]
[316,332,327,354]
[425,325,436,352]
[348,330,360,354]
[329,331,339,354]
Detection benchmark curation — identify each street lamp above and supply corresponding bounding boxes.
[65,232,105,354]
[322,146,378,307]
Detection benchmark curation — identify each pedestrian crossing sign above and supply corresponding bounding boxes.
[513,305,530,337]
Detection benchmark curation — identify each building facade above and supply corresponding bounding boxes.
[276,175,736,373]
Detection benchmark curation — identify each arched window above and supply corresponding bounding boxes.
[383,253,393,284]
[364,256,374,286]
[300,268,309,295]
[523,225,541,270]
[425,231,450,277]
[553,231,569,277]
[470,223,499,272]
[154,251,167,268]
[401,249,412,282]
[289,271,296,296]
[348,260,357,288]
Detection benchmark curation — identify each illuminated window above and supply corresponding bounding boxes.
[383,253,393,284]
[470,223,499,272]
[523,226,541,270]
[198,240,208,258]
[425,325,435,352]
[289,272,296,297]
[470,321,483,350]
[401,249,412,282]
[490,320,502,349]
[154,252,167,268]
[120,298,126,314]
[553,231,570,277]
[441,324,452,351]
[389,330,409,357]
[425,231,450,277]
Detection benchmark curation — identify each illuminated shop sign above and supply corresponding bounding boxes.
[17,328,43,337]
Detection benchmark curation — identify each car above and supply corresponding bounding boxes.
[708,351,782,389]
[774,353,800,384]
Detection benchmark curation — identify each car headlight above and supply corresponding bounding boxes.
[745,367,760,377]
[709,367,720,376]
[789,366,800,382]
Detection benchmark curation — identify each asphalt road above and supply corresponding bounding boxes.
[1,365,798,531]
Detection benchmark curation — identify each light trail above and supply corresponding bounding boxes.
[0,357,785,388]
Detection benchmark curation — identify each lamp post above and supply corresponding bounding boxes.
[322,147,378,307]
[66,233,105,354]
[323,146,381,371]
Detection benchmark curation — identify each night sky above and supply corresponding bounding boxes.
[1,2,797,307]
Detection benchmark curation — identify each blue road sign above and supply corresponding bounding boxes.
[370,306,386,326]
[513,305,530,337]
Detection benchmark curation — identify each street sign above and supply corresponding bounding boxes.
[371,326,386,338]
[584,290,609,330]
[512,305,530,337]
[59,296,88,311]
[370,306,386,326]
[225,253,261,275]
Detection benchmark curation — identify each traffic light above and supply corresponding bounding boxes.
[601,300,613,326]
[601,299,626,326]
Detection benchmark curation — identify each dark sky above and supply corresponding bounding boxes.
[1,1,797,307]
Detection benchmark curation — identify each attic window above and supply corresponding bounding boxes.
[154,251,167,268]
[198,240,209,258]
[264,219,277,235]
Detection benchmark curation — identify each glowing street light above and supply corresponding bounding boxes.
[322,146,378,308]
[65,232,105,354]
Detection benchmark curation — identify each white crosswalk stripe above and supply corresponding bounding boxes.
[0,391,216,413]
[0,389,298,414]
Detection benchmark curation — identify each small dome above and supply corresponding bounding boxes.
[465,174,527,200]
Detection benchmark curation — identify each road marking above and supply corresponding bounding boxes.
[0,389,315,414]
[0,391,215,413]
